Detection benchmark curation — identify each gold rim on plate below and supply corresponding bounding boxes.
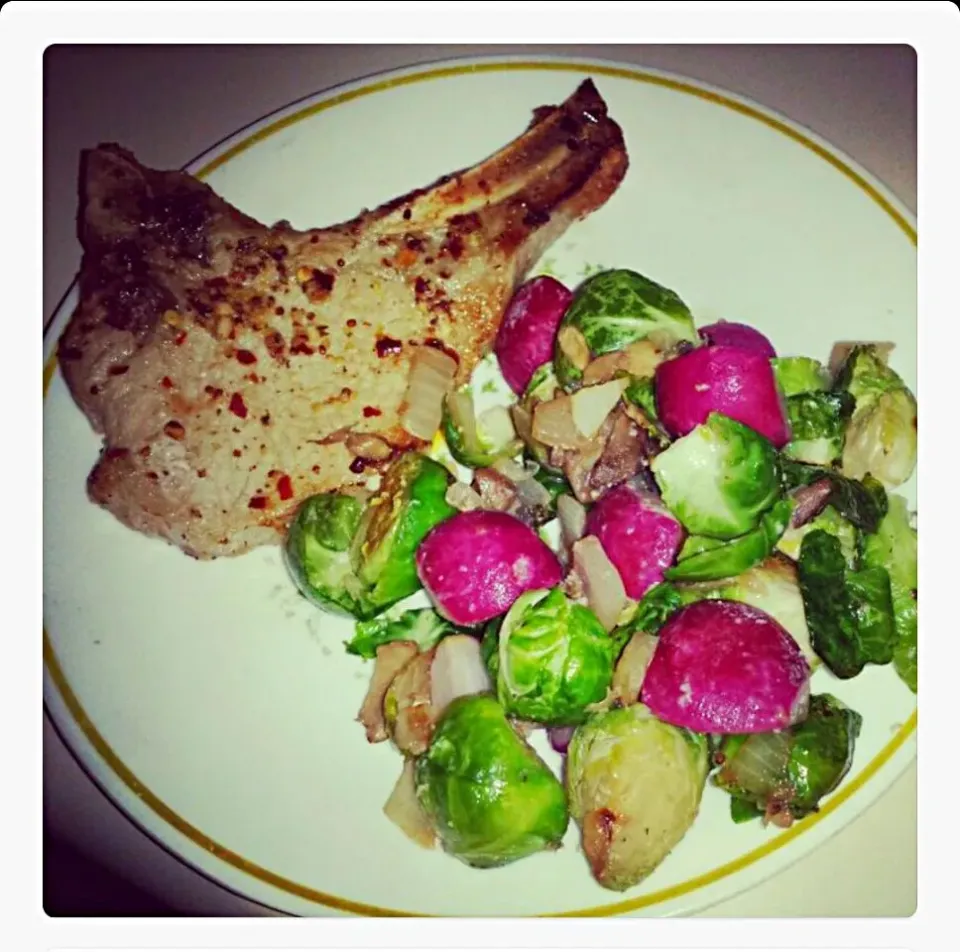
[43,57,917,918]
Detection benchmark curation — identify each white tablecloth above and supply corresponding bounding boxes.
[43,43,917,917]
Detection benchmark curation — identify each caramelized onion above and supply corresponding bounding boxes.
[572,535,628,631]
[401,346,458,440]
[383,758,438,849]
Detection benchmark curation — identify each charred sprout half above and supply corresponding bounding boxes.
[772,356,829,397]
[835,344,917,486]
[486,587,616,726]
[797,529,896,678]
[782,390,856,466]
[414,693,569,868]
[352,452,456,614]
[554,269,698,390]
[861,494,918,692]
[566,704,709,891]
[283,492,375,619]
[714,693,862,826]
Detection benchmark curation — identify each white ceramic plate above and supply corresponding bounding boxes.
[43,55,917,917]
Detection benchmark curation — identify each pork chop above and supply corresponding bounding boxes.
[57,79,629,559]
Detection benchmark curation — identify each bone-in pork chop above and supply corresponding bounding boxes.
[57,79,629,559]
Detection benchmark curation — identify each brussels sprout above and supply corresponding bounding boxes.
[487,588,615,726]
[771,356,829,397]
[566,704,709,891]
[554,269,698,390]
[442,388,523,469]
[780,458,887,534]
[414,693,569,868]
[666,497,794,583]
[835,345,917,486]
[797,529,896,678]
[782,390,856,466]
[352,452,456,614]
[777,504,859,569]
[714,694,862,824]
[346,607,456,660]
[861,494,918,693]
[284,492,375,619]
[651,412,781,539]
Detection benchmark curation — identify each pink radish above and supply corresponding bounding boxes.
[698,320,777,358]
[584,484,686,600]
[416,510,564,626]
[655,344,791,447]
[495,276,573,395]
[641,600,811,734]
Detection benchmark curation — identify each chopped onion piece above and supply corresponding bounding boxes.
[557,324,591,371]
[492,455,538,483]
[345,432,393,460]
[401,346,458,440]
[446,481,483,512]
[383,757,438,849]
[718,731,793,799]
[572,535,628,631]
[558,494,587,549]
[430,634,492,715]
[611,631,659,705]
[532,394,586,449]
[570,379,628,439]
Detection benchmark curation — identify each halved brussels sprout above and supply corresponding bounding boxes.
[352,452,456,614]
[782,390,856,466]
[777,504,859,569]
[835,344,917,486]
[487,587,615,726]
[442,388,523,469]
[414,693,569,868]
[566,704,709,891]
[797,529,896,678]
[861,494,918,692]
[651,412,781,539]
[554,269,699,390]
[714,694,862,825]
[284,492,375,619]
[771,356,828,397]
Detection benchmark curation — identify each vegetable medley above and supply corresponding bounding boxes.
[282,268,918,893]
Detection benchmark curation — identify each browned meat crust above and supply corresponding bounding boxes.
[57,80,629,558]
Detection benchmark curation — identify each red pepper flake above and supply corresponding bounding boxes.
[375,336,403,358]
[174,331,187,346]
[163,420,186,441]
[197,468,207,478]
[274,306,285,316]
[161,376,174,389]
[277,474,293,500]
[204,385,224,399]
[108,364,129,376]
[363,406,382,418]
[312,465,320,474]
[260,413,271,425]
[248,495,268,510]
[235,349,257,365]
[346,319,357,328]
[146,471,159,481]
[233,449,242,457]
[229,393,248,418]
